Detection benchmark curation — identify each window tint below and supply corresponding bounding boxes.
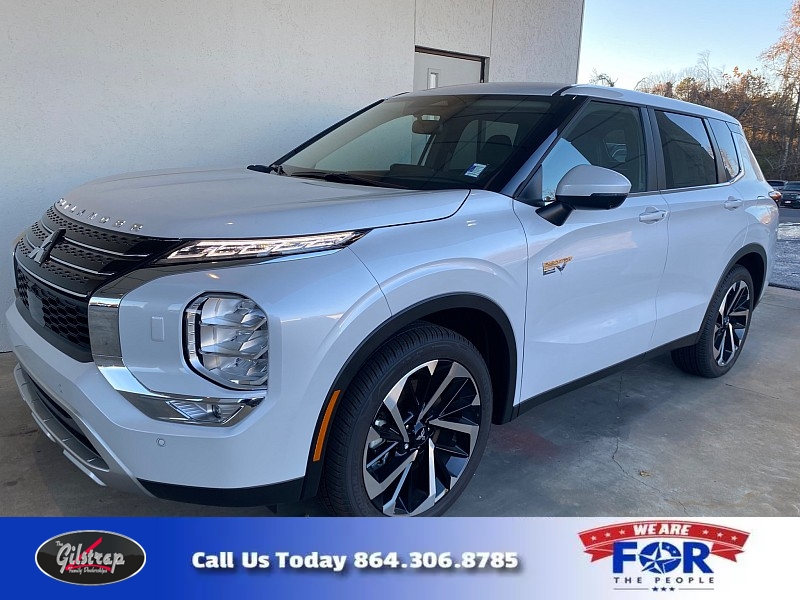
[708,119,741,181]
[656,111,717,189]
[451,120,520,171]
[316,115,425,171]
[285,95,566,191]
[540,102,647,201]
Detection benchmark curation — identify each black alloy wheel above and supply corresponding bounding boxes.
[671,265,754,378]
[321,324,492,516]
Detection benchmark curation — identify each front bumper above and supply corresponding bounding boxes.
[6,244,391,506]
[6,302,307,505]
[13,364,304,506]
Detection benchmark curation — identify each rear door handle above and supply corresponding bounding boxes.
[639,207,667,223]
[724,197,743,210]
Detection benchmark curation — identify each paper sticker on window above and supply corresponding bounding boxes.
[464,163,487,178]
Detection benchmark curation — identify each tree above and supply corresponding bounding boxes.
[695,50,723,91]
[760,0,800,177]
[589,4,800,178]
[589,69,617,87]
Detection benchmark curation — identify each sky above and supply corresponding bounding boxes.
[578,0,794,89]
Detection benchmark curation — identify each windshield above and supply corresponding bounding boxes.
[279,94,569,191]
[784,181,800,191]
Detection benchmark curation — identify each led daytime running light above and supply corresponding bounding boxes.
[165,231,364,262]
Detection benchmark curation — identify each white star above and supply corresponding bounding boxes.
[619,529,626,535]
[717,532,724,538]
[605,532,612,538]
[702,529,709,535]
[731,536,738,542]
[591,535,597,541]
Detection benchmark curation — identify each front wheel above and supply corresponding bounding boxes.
[671,265,754,378]
[321,324,492,516]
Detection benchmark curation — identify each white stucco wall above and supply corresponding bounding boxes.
[415,0,584,82]
[415,0,494,57]
[0,0,582,351]
[489,0,584,82]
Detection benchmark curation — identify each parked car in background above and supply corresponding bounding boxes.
[767,179,788,191]
[779,181,800,208]
[7,83,779,516]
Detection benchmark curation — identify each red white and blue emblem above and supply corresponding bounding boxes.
[578,520,749,593]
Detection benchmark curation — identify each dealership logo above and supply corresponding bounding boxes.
[35,530,146,585]
[578,521,749,592]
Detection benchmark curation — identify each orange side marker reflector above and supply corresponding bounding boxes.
[313,390,341,462]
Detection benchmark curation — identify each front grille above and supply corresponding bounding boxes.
[15,265,91,349]
[14,204,181,357]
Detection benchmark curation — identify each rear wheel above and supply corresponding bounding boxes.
[321,324,492,516]
[671,265,754,378]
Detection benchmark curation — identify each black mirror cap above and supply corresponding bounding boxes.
[559,192,628,211]
[536,192,628,226]
[535,201,572,226]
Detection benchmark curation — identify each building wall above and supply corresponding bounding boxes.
[0,0,583,350]
[415,0,494,57]
[489,0,584,82]
[414,0,584,82]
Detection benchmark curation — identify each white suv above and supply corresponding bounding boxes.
[7,83,778,516]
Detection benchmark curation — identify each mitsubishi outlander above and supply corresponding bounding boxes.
[7,83,778,516]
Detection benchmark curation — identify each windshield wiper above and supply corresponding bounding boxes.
[289,170,406,189]
[247,164,286,175]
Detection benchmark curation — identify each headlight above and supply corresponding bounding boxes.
[185,294,269,389]
[161,231,366,263]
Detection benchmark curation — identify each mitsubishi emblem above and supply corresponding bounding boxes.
[28,229,65,265]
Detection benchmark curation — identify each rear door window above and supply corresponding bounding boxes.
[656,111,717,189]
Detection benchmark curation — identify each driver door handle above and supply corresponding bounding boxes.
[639,207,667,223]
[724,197,743,210]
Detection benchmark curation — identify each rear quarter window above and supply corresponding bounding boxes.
[708,119,741,181]
[733,131,766,182]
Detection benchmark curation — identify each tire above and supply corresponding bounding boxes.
[321,323,492,516]
[671,265,754,378]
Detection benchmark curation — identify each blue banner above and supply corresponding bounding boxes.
[2,517,789,598]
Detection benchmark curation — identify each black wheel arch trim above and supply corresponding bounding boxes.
[718,243,768,308]
[299,293,518,501]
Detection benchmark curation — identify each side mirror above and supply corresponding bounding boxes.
[536,165,631,226]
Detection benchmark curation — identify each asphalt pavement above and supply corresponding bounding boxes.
[772,208,800,290]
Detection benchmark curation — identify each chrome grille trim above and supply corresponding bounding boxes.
[64,236,150,258]
[37,218,150,258]
[20,234,113,276]
[48,254,113,277]
[15,258,86,298]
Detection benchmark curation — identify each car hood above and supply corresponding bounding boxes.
[56,167,469,239]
